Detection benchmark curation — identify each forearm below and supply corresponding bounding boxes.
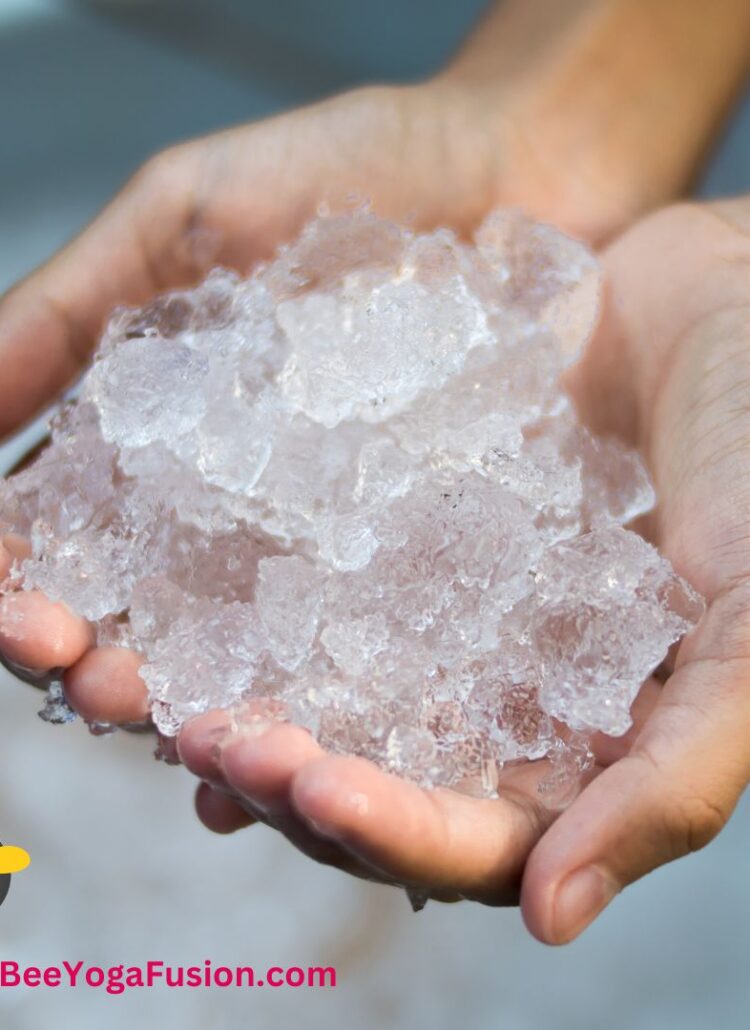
[439,0,750,240]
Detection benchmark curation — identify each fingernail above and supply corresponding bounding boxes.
[176,710,233,774]
[235,715,274,738]
[225,714,274,743]
[552,866,618,943]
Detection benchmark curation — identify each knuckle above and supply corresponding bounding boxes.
[662,792,729,856]
[126,145,209,288]
[132,144,190,194]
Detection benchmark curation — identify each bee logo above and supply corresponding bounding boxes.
[0,845,30,907]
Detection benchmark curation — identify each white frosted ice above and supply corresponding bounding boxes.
[0,210,704,796]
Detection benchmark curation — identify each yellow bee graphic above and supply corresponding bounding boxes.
[0,845,30,907]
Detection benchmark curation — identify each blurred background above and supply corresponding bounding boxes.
[1,2,750,1027]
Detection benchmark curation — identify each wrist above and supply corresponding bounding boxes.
[431,0,750,243]
[424,63,652,245]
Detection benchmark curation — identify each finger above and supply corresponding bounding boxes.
[219,722,327,818]
[0,145,203,436]
[194,781,256,835]
[521,586,750,944]
[217,720,383,876]
[178,704,290,787]
[290,754,554,903]
[0,590,93,671]
[178,709,237,785]
[567,203,750,446]
[63,646,149,725]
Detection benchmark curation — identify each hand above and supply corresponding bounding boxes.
[0,58,665,685]
[2,79,749,938]
[0,76,639,857]
[176,200,750,937]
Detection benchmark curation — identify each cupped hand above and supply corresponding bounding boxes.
[0,75,620,878]
[4,83,750,940]
[0,75,639,704]
[177,200,750,938]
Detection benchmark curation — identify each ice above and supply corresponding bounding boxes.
[0,209,704,796]
[255,556,325,671]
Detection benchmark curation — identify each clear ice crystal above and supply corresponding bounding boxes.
[0,209,704,796]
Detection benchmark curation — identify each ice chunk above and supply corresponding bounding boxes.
[84,336,209,448]
[0,210,703,797]
[256,555,325,671]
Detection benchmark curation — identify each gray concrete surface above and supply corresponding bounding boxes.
[1,3,749,1027]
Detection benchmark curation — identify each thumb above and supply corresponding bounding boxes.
[520,581,750,944]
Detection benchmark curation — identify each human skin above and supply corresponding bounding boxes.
[2,0,750,942]
[178,198,750,943]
